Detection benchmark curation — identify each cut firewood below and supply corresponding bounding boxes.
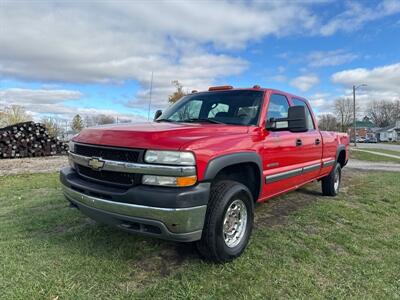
[0,121,68,159]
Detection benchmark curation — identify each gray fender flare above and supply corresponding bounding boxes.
[203,152,263,199]
[336,144,347,166]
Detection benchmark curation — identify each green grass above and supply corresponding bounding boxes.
[1,171,400,299]
[350,149,400,163]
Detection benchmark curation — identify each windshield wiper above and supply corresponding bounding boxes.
[155,118,175,122]
[179,118,224,124]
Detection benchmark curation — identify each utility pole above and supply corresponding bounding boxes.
[352,84,368,147]
[147,71,154,121]
[353,85,356,147]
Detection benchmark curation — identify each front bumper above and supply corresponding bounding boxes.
[60,167,210,242]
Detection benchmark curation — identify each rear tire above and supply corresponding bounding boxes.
[321,163,341,196]
[196,180,254,263]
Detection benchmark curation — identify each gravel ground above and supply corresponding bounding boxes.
[0,156,68,176]
[354,143,400,152]
[347,159,400,172]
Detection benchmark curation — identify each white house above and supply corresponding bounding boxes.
[376,121,400,142]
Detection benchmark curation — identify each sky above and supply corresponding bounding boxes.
[1,0,400,123]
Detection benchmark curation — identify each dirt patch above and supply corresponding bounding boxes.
[254,185,323,228]
[254,169,357,229]
[0,155,68,176]
[123,243,198,291]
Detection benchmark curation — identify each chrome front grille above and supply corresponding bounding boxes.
[74,143,142,163]
[69,144,196,187]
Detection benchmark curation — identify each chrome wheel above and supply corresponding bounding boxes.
[223,199,248,248]
[334,170,340,192]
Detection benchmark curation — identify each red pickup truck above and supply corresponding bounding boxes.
[61,86,349,262]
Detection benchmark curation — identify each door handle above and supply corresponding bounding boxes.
[296,139,302,146]
[315,138,321,145]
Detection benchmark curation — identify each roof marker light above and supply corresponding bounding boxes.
[208,85,233,91]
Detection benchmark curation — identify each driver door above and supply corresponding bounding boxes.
[261,93,304,199]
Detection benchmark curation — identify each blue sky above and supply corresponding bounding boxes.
[1,0,400,122]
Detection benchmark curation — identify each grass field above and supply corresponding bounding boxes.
[1,170,400,299]
[350,149,400,163]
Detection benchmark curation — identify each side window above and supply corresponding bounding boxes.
[292,98,315,130]
[266,94,289,121]
[208,103,229,118]
[169,100,202,121]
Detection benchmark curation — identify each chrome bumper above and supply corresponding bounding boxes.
[62,185,207,242]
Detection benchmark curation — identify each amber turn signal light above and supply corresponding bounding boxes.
[176,176,197,187]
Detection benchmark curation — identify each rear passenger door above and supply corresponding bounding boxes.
[291,98,323,183]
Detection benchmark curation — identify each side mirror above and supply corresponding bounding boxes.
[287,105,308,132]
[154,110,162,121]
[266,106,308,132]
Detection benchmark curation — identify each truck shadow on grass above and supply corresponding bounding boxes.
[17,169,358,290]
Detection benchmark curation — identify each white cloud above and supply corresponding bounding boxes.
[270,75,287,83]
[307,92,333,115]
[331,63,400,113]
[0,0,320,112]
[0,1,315,82]
[0,88,82,105]
[0,88,145,122]
[331,63,400,94]
[1,1,399,118]
[318,0,400,36]
[308,50,358,67]
[290,74,320,92]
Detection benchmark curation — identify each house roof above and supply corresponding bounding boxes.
[355,120,376,128]
[376,124,396,132]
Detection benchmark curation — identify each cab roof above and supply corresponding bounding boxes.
[204,85,308,102]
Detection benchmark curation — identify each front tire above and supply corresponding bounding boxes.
[196,180,254,263]
[321,163,341,196]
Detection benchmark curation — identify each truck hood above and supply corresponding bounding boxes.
[73,122,249,150]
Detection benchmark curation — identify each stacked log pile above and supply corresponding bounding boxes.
[0,121,68,159]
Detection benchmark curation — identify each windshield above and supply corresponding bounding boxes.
[158,90,264,126]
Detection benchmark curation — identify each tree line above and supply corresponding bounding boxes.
[0,105,130,138]
[318,98,400,132]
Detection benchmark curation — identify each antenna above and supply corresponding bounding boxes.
[147,71,154,120]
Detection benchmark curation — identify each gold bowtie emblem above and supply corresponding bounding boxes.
[88,157,105,170]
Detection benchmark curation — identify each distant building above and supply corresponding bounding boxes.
[376,121,400,142]
[348,120,377,139]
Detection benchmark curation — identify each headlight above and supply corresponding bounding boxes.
[144,150,195,165]
[142,175,197,187]
[68,140,75,153]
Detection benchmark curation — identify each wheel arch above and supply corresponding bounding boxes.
[336,145,347,167]
[203,152,263,201]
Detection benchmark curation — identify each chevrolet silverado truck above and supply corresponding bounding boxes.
[61,86,349,263]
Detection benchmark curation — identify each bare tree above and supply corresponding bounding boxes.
[96,114,116,125]
[318,114,339,131]
[90,114,115,126]
[0,105,31,127]
[84,114,116,127]
[334,97,358,132]
[367,99,400,127]
[41,117,62,137]
[168,80,187,104]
